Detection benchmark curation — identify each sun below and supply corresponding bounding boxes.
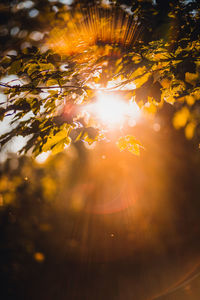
[86,91,141,128]
[95,92,127,126]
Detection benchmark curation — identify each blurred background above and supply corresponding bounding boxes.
[1,103,200,299]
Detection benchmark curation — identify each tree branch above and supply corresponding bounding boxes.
[0,83,85,91]
[0,82,138,93]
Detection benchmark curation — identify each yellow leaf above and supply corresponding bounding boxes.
[116,135,143,156]
[128,143,140,156]
[161,89,175,104]
[134,73,151,88]
[39,63,55,71]
[51,140,65,155]
[46,79,58,86]
[27,63,38,76]
[173,107,190,129]
[160,78,171,88]
[193,88,200,101]
[185,95,195,106]
[116,58,122,66]
[116,138,128,151]
[131,54,141,63]
[125,135,142,146]
[185,72,199,86]
[129,66,146,80]
[116,64,123,74]
[42,126,70,152]
[143,102,157,116]
[168,12,176,18]
[185,122,196,140]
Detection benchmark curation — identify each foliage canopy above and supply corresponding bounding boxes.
[0,0,200,157]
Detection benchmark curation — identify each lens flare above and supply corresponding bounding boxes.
[86,91,141,128]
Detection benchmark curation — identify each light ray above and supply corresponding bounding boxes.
[47,5,142,56]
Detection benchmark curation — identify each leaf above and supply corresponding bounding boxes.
[1,56,12,68]
[8,60,21,75]
[27,63,39,76]
[116,58,122,66]
[129,66,146,80]
[135,76,153,103]
[173,107,190,129]
[128,143,140,156]
[42,125,70,153]
[46,79,58,86]
[116,64,123,74]
[185,122,196,140]
[149,81,162,103]
[143,102,157,115]
[185,95,195,106]
[168,12,176,18]
[51,138,69,155]
[39,63,55,71]
[185,72,199,86]
[83,129,98,145]
[116,135,143,156]
[134,72,152,89]
[131,54,142,63]
[160,78,171,88]
[116,137,127,151]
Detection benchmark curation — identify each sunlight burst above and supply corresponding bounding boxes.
[88,91,141,128]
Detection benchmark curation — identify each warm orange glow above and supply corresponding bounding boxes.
[47,7,139,56]
[86,91,141,128]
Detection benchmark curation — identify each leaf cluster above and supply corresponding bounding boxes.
[0,0,200,156]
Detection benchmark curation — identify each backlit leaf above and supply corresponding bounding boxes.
[116,135,143,156]
[185,122,196,140]
[173,107,190,129]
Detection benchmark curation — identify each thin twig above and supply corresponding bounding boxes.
[0,83,84,90]
[0,82,137,93]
